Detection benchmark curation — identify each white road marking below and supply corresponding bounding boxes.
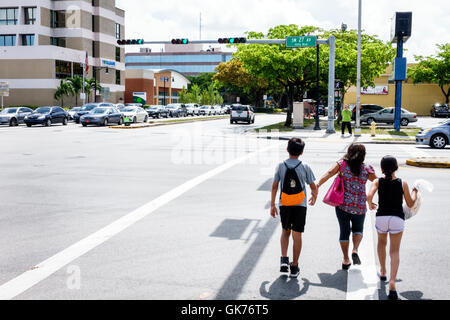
[346,212,380,300]
[0,142,282,300]
[399,145,431,158]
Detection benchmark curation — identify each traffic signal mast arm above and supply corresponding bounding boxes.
[117,39,330,45]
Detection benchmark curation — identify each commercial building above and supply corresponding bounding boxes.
[125,44,233,76]
[0,0,125,107]
[125,69,190,105]
[345,64,448,115]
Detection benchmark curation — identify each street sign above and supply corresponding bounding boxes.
[286,36,317,48]
[133,92,147,105]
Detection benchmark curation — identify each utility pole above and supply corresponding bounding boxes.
[354,0,362,137]
[314,43,321,130]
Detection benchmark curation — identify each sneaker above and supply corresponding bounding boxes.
[289,263,300,278]
[280,257,289,273]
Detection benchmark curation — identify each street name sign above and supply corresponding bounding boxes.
[286,36,317,48]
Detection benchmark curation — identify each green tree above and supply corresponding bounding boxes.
[408,43,450,103]
[84,78,100,103]
[54,80,73,107]
[322,29,396,108]
[187,73,215,91]
[65,76,84,107]
[213,58,269,107]
[178,86,189,103]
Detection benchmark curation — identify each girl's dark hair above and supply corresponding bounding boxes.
[381,156,398,181]
[343,143,366,176]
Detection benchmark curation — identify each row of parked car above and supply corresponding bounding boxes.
[350,104,418,126]
[0,103,234,128]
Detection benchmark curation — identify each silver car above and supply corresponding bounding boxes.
[361,107,418,126]
[121,106,149,123]
[0,107,34,126]
[416,120,450,149]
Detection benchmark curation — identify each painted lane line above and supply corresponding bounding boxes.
[399,144,431,159]
[0,142,282,300]
[346,212,379,300]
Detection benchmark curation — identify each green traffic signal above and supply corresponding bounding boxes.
[229,38,235,44]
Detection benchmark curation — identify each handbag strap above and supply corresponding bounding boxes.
[338,160,346,177]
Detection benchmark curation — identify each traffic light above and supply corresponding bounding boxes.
[117,39,144,45]
[171,38,189,44]
[218,37,246,44]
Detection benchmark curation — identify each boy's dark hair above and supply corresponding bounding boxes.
[287,138,305,156]
[381,155,398,181]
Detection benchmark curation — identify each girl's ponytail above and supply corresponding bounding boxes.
[380,156,398,181]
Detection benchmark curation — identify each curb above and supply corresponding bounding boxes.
[406,158,450,168]
[361,140,415,145]
[108,116,229,129]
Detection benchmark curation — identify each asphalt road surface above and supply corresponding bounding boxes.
[0,114,448,300]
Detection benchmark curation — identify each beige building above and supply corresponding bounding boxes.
[345,64,448,116]
[0,0,125,107]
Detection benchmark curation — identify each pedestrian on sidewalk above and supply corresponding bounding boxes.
[316,143,377,270]
[367,156,418,300]
[341,105,353,136]
[270,138,318,278]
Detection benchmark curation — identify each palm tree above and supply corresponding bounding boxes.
[65,76,84,107]
[84,78,100,103]
[54,80,73,107]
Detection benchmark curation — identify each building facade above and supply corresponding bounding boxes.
[0,0,125,107]
[345,64,449,115]
[125,44,233,76]
[125,69,190,105]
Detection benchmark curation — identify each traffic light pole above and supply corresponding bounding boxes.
[125,38,335,133]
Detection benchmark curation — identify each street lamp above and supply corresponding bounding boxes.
[354,0,362,137]
[160,77,169,106]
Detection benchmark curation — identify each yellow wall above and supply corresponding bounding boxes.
[345,65,449,116]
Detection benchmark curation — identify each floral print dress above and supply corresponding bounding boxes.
[338,160,375,215]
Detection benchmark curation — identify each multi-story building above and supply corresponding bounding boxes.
[125,44,233,76]
[0,0,125,107]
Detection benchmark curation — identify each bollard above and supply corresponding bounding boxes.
[371,121,376,137]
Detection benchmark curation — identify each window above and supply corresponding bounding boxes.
[24,7,36,25]
[116,70,121,85]
[50,37,66,47]
[55,60,72,79]
[50,10,65,28]
[0,8,18,25]
[115,24,120,39]
[21,34,34,46]
[0,34,16,46]
[115,47,121,62]
[73,63,84,77]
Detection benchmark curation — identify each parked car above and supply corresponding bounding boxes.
[24,107,69,127]
[230,105,255,124]
[351,104,384,120]
[146,105,169,119]
[121,106,148,123]
[199,105,212,116]
[360,107,417,126]
[416,119,450,149]
[166,104,187,117]
[213,105,224,115]
[115,104,125,111]
[185,103,200,116]
[68,107,81,121]
[74,103,113,123]
[0,107,33,126]
[80,107,123,126]
[222,105,231,114]
[125,103,143,108]
[430,103,450,118]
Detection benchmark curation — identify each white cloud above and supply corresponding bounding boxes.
[116,0,450,61]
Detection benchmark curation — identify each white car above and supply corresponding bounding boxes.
[214,105,224,115]
[121,106,149,123]
[185,103,200,116]
[199,105,212,116]
[230,104,255,124]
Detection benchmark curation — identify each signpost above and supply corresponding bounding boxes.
[286,36,317,48]
[0,82,9,110]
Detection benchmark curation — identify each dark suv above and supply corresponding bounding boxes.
[430,103,450,118]
[351,104,384,120]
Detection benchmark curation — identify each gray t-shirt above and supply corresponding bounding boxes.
[274,159,316,207]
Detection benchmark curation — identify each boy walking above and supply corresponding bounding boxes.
[270,138,318,278]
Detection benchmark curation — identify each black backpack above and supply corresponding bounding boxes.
[280,162,306,206]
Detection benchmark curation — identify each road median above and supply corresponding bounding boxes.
[108,116,229,129]
[406,157,450,168]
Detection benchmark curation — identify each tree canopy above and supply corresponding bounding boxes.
[408,43,450,103]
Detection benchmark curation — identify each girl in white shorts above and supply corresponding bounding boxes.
[367,156,417,300]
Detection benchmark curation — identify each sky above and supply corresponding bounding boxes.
[116,0,450,62]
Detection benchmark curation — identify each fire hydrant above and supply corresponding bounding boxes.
[371,121,376,137]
